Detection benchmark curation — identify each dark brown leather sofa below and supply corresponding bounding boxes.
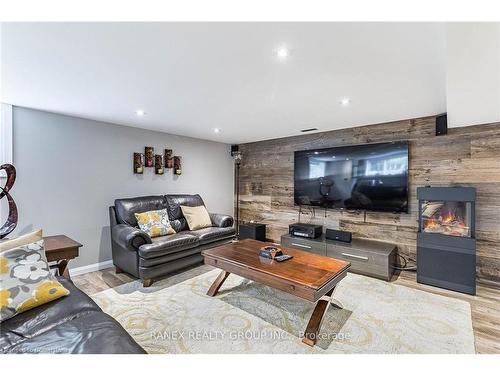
[109,194,235,287]
[0,277,145,354]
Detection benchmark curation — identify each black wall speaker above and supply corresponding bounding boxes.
[436,113,448,136]
[231,145,239,156]
[239,223,266,241]
[325,228,352,243]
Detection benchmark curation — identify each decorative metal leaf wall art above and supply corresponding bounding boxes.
[145,147,154,167]
[173,156,182,175]
[132,147,181,177]
[155,154,164,175]
[164,149,173,168]
[133,153,144,174]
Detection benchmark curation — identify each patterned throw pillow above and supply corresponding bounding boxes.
[0,231,70,322]
[134,208,176,238]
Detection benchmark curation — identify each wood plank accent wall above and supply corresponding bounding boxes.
[237,116,500,285]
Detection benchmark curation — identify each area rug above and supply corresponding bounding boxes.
[90,269,475,354]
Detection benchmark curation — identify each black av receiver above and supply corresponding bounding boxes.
[289,223,323,239]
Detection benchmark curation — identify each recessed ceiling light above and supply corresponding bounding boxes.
[214,128,221,134]
[276,47,290,59]
[135,109,146,116]
[340,98,351,106]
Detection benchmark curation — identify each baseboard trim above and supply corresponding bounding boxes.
[70,260,114,277]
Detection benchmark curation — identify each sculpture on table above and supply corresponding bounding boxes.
[0,164,18,239]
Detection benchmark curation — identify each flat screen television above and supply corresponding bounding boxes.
[294,141,409,213]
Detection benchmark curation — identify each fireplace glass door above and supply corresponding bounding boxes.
[420,200,472,238]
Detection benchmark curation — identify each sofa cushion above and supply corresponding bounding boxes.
[115,195,168,226]
[186,226,236,245]
[0,277,100,351]
[3,311,145,354]
[135,208,176,238]
[138,233,199,259]
[0,228,43,252]
[0,277,144,354]
[139,246,202,267]
[180,205,212,230]
[1,235,70,322]
[138,254,204,281]
[165,194,205,232]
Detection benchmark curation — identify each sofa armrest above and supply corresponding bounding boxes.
[112,224,152,250]
[209,213,234,228]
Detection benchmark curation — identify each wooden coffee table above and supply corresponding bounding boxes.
[202,239,350,346]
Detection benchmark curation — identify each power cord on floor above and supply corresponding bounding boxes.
[392,253,417,271]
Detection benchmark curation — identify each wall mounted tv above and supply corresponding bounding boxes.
[294,141,409,213]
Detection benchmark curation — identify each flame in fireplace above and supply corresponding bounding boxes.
[423,209,469,237]
[424,217,440,230]
[443,212,458,224]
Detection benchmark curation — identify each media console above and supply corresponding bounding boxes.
[281,233,397,281]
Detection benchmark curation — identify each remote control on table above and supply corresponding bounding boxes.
[274,254,293,262]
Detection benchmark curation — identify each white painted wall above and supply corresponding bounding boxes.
[446,23,500,127]
[11,107,234,269]
[0,104,13,222]
[1,103,13,168]
[0,23,3,103]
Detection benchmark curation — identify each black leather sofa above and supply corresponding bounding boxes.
[110,194,235,286]
[0,277,145,354]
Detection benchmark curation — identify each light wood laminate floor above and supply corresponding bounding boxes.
[72,265,500,354]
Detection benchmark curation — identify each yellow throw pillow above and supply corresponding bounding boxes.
[180,205,212,231]
[134,208,176,238]
[0,231,70,322]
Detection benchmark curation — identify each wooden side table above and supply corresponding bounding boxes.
[44,235,83,279]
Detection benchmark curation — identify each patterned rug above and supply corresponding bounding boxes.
[90,268,475,354]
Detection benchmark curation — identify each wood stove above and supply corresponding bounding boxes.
[416,187,476,294]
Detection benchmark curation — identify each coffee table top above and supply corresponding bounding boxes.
[202,239,350,290]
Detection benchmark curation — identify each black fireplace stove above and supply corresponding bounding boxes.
[416,186,476,295]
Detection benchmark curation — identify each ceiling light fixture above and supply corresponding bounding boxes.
[276,46,290,60]
[340,98,351,106]
[214,128,221,134]
[135,109,146,116]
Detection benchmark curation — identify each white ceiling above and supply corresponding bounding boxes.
[2,22,447,144]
